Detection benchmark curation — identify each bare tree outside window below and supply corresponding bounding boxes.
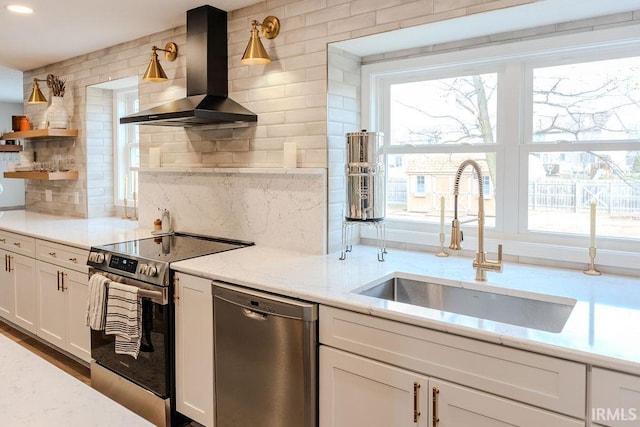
[386,56,640,239]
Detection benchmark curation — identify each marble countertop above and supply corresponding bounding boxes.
[2,210,639,376]
[0,333,153,426]
[172,244,640,375]
[0,210,149,249]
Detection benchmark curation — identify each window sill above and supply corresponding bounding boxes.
[361,226,640,276]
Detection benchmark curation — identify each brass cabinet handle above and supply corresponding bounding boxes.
[57,271,61,291]
[61,272,66,292]
[413,382,421,422]
[4,254,7,272]
[68,257,77,263]
[13,242,21,248]
[49,252,57,257]
[432,386,440,426]
[7,255,12,273]
[174,276,180,300]
[0,238,5,243]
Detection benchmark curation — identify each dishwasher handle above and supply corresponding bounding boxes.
[212,280,317,322]
[242,308,268,321]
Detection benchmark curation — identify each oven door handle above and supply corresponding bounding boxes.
[88,268,169,305]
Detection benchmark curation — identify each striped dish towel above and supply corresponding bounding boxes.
[105,282,142,359]
[86,274,109,330]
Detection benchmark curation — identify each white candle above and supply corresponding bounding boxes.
[124,174,129,198]
[283,142,297,168]
[440,196,445,233]
[590,200,596,247]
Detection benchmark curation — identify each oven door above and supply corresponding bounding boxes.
[89,269,172,398]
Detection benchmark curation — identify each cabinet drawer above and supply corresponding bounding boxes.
[0,230,35,257]
[320,305,586,419]
[36,240,88,273]
[591,368,640,427]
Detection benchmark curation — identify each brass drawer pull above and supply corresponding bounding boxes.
[0,238,5,243]
[68,257,77,263]
[432,386,440,426]
[413,382,421,422]
[49,252,57,257]
[13,242,21,248]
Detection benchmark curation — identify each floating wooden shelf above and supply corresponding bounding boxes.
[0,145,23,152]
[0,129,78,140]
[3,171,79,180]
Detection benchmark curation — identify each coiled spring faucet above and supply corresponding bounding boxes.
[449,159,503,281]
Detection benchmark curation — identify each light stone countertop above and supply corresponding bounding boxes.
[0,210,150,249]
[172,244,640,376]
[2,210,639,376]
[0,332,153,426]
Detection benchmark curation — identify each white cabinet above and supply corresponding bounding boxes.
[320,346,429,427]
[320,306,586,426]
[320,346,583,427]
[591,368,640,427]
[35,240,90,362]
[430,378,582,427]
[174,272,214,427]
[0,231,37,333]
[35,261,90,361]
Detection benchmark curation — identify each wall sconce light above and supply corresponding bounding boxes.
[143,42,179,82]
[241,16,280,65]
[27,74,55,104]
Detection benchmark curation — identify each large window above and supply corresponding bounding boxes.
[364,27,640,264]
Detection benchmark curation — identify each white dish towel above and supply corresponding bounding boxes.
[105,282,142,359]
[86,274,110,330]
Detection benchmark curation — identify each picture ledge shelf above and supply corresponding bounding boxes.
[136,167,326,176]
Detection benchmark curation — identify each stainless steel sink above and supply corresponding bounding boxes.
[355,276,576,333]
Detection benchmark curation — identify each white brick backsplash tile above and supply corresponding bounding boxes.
[376,0,434,24]
[282,51,327,71]
[285,107,327,124]
[287,134,327,149]
[216,139,251,152]
[267,123,308,137]
[306,3,350,26]
[328,12,376,35]
[306,93,327,108]
[247,85,287,101]
[201,151,234,165]
[302,148,328,165]
[285,0,329,18]
[284,80,327,97]
[232,150,268,164]
[250,138,287,151]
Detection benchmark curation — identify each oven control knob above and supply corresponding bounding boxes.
[147,265,158,277]
[139,264,158,277]
[89,252,105,264]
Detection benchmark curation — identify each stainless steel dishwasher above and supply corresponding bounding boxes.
[212,281,318,427]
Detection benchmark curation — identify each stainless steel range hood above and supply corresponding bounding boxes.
[120,5,257,127]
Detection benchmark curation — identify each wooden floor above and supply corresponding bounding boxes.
[0,320,91,386]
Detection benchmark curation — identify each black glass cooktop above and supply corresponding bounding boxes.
[94,232,252,264]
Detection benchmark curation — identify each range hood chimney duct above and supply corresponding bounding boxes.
[120,5,258,127]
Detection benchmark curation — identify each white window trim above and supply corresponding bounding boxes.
[361,25,640,270]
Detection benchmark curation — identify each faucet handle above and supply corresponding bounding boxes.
[497,244,502,262]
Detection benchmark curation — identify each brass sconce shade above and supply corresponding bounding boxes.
[241,16,280,65]
[28,80,47,103]
[143,42,178,82]
[27,74,57,104]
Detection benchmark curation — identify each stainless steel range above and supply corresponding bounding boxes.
[87,232,252,427]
